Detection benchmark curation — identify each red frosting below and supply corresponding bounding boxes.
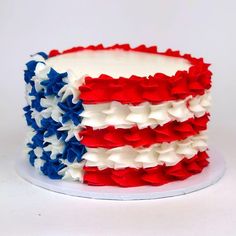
[83,151,209,187]
[48,44,212,105]
[79,114,209,148]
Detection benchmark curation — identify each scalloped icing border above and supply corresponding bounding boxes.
[45,44,212,105]
[47,43,212,79]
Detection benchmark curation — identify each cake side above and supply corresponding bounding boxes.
[23,44,212,187]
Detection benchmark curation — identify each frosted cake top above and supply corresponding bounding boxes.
[45,49,191,78]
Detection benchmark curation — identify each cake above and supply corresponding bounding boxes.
[23,44,212,187]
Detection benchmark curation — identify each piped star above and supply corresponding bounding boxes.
[44,135,65,159]
[59,160,85,181]
[40,96,64,122]
[57,120,81,142]
[33,62,51,92]
[58,71,84,104]
[31,108,44,127]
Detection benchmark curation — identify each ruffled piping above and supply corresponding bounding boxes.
[80,92,211,129]
[79,114,209,148]
[83,151,209,187]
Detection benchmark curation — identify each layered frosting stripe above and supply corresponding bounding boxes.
[79,114,209,148]
[80,92,211,129]
[82,132,207,169]
[79,72,211,105]
[83,151,209,187]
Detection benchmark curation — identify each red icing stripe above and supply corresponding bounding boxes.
[48,44,212,105]
[79,114,209,148]
[79,70,211,105]
[83,151,209,187]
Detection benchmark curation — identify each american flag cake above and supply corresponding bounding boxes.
[23,44,212,187]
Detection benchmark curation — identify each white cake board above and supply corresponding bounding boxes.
[16,148,225,201]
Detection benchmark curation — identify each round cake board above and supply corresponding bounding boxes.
[16,148,225,201]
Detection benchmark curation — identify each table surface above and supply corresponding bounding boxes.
[0,124,235,236]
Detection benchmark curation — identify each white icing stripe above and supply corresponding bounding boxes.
[83,132,208,170]
[80,92,211,129]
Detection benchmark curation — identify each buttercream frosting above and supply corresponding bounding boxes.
[80,92,211,129]
[45,49,191,78]
[82,132,207,169]
[23,44,212,187]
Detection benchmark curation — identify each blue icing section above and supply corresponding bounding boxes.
[37,52,48,60]
[58,95,84,125]
[41,68,67,96]
[26,60,38,71]
[29,86,45,112]
[41,118,64,139]
[40,151,52,162]
[62,137,87,163]
[23,54,87,180]
[24,60,38,84]
[40,158,66,179]
[23,105,39,130]
[31,130,46,148]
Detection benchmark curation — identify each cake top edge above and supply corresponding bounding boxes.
[28,44,212,80]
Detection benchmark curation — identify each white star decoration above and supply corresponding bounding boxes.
[44,135,65,159]
[40,96,64,122]
[31,109,44,127]
[58,160,85,182]
[33,147,45,172]
[24,128,35,154]
[34,158,45,173]
[32,62,51,92]
[57,120,81,142]
[25,83,35,106]
[58,71,85,104]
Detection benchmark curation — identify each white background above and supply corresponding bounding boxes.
[0,0,236,235]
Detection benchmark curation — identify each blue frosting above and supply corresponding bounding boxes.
[31,130,45,148]
[28,150,37,166]
[41,118,67,140]
[29,86,45,112]
[37,52,48,60]
[62,136,86,163]
[23,105,39,130]
[40,158,65,179]
[41,68,67,96]
[24,54,87,180]
[24,60,38,84]
[58,95,84,125]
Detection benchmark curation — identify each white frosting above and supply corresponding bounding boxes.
[25,83,33,106]
[24,130,46,174]
[40,96,64,122]
[83,132,208,170]
[80,92,211,129]
[33,147,45,173]
[32,62,51,92]
[57,120,81,142]
[44,135,65,159]
[31,108,44,127]
[45,49,191,78]
[58,70,84,104]
[58,160,85,182]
